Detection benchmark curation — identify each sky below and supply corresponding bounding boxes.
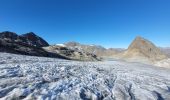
[0,0,170,48]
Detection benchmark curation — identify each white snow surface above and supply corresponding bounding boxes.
[55,44,66,47]
[0,53,170,100]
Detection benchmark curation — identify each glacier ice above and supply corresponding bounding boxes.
[0,53,170,100]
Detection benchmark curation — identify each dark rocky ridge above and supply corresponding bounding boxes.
[21,32,49,47]
[0,31,49,47]
[0,31,69,59]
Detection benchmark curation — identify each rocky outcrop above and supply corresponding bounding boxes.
[122,36,167,63]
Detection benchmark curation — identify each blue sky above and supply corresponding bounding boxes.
[0,0,170,48]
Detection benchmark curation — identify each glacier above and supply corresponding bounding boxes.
[0,53,170,100]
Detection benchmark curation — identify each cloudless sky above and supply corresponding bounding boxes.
[0,0,170,48]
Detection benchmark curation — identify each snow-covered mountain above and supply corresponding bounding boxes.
[0,52,170,99]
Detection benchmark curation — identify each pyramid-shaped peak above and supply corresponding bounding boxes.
[135,36,143,39]
[134,36,148,41]
[129,36,154,49]
[124,36,167,61]
[21,32,49,47]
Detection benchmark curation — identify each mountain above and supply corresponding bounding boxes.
[65,42,106,55]
[43,45,101,61]
[0,31,49,47]
[122,36,167,63]
[0,31,18,40]
[21,32,49,47]
[0,31,68,59]
[160,47,170,57]
[64,42,125,58]
[0,31,100,61]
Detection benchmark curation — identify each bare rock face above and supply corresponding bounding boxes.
[122,36,167,63]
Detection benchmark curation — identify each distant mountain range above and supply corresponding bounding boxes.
[0,31,169,63]
[160,47,170,57]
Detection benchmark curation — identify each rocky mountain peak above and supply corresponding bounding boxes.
[0,31,18,41]
[0,31,49,47]
[22,32,49,47]
[135,36,143,40]
[128,36,154,50]
[123,36,167,62]
[23,32,37,36]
